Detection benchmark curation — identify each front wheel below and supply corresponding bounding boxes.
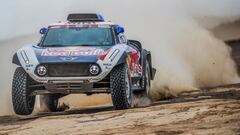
[110,64,133,110]
[42,95,59,112]
[12,67,35,115]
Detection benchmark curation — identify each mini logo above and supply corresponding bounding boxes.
[60,57,78,61]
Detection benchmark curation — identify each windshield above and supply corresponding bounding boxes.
[41,27,114,47]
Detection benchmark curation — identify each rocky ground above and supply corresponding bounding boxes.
[0,84,239,135]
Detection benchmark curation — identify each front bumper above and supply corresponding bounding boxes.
[29,68,111,83]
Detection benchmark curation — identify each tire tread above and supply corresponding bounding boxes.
[12,67,35,115]
[110,64,131,109]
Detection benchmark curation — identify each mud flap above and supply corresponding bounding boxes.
[151,68,156,80]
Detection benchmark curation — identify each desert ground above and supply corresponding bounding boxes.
[0,84,239,135]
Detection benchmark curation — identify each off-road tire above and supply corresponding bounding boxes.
[144,61,152,96]
[12,67,35,115]
[110,64,133,110]
[44,95,59,112]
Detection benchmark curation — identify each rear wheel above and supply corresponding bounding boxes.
[110,64,133,109]
[12,67,35,115]
[133,60,152,107]
[144,61,151,96]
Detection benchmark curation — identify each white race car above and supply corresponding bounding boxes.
[12,14,156,115]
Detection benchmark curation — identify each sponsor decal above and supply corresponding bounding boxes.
[127,47,143,76]
[103,63,112,66]
[26,64,34,68]
[48,24,111,29]
[41,47,105,56]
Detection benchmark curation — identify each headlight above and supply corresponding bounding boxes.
[36,65,47,76]
[89,64,100,75]
[20,50,30,64]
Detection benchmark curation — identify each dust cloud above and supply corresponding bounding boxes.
[59,94,112,108]
[1,0,240,115]
[93,0,240,99]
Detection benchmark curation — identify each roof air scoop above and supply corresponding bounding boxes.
[67,13,104,22]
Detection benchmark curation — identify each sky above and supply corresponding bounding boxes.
[1,0,240,41]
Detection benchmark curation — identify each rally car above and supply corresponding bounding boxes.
[12,14,156,115]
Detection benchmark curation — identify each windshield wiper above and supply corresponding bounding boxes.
[77,44,95,46]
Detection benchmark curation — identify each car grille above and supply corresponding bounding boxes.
[47,64,91,77]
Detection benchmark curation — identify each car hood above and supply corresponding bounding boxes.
[33,45,111,64]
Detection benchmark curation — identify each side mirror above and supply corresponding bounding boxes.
[115,26,125,34]
[39,27,47,34]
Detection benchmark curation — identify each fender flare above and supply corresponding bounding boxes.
[116,49,156,80]
[12,53,21,66]
[115,51,128,66]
